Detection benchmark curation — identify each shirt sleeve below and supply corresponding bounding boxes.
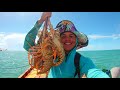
[80,56,110,78]
[23,21,43,51]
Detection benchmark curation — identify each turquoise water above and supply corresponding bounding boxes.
[80,50,120,70]
[0,51,29,78]
[0,50,120,78]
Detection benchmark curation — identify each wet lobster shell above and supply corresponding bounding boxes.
[27,18,65,74]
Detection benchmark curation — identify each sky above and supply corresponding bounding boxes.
[0,12,120,51]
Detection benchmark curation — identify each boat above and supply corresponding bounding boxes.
[0,48,7,51]
[18,67,48,78]
[0,48,2,51]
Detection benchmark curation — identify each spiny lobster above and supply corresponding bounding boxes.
[28,17,65,74]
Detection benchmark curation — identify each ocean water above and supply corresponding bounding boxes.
[0,50,120,78]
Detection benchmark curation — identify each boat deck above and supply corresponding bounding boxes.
[19,67,47,78]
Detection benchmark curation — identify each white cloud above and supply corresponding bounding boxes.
[77,44,114,51]
[77,45,96,51]
[1,32,120,51]
[112,34,120,39]
[88,34,120,40]
[0,32,26,51]
[77,34,120,51]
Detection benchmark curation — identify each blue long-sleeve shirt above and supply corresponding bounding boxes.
[48,46,109,78]
[23,21,43,51]
[23,21,110,78]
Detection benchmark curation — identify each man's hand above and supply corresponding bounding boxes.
[38,12,52,24]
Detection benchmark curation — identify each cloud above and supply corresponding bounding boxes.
[0,32,26,51]
[77,34,120,51]
[88,34,120,40]
[77,44,113,51]
[77,45,96,51]
[1,32,120,51]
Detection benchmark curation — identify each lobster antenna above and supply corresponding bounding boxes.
[42,17,49,43]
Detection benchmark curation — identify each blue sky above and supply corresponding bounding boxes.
[0,12,120,51]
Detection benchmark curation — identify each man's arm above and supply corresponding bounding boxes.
[23,21,43,51]
[80,56,110,78]
[23,12,52,51]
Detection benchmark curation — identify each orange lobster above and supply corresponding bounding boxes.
[28,17,65,74]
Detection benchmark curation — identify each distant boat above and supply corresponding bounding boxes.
[0,48,7,51]
[0,48,2,51]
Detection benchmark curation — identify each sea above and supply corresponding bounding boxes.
[0,50,120,78]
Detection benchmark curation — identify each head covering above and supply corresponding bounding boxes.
[55,20,88,49]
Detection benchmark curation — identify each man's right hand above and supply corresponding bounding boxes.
[38,12,52,24]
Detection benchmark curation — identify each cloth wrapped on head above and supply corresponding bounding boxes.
[55,20,88,49]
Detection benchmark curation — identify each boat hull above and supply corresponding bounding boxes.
[18,67,48,78]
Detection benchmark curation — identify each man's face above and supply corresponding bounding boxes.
[60,32,76,52]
